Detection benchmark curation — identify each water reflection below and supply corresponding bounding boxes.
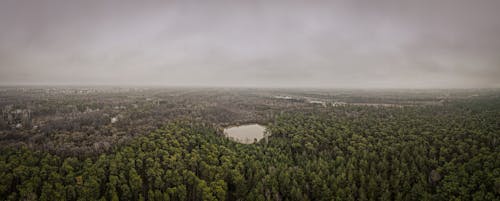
[224,124,266,144]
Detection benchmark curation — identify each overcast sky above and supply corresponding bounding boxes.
[1,0,499,88]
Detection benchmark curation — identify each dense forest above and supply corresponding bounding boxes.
[1,91,498,201]
[1,87,469,156]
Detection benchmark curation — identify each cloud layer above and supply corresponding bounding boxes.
[1,0,499,88]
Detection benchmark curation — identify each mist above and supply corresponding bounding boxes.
[1,0,500,88]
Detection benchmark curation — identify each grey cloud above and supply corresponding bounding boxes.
[0,0,499,88]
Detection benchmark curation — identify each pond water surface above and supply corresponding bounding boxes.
[224,124,266,144]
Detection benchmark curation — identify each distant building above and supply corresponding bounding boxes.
[332,102,347,107]
[111,117,118,124]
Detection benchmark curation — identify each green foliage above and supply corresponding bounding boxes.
[0,99,499,200]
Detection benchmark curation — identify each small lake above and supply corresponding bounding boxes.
[224,124,266,144]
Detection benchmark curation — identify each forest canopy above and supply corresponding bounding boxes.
[1,90,499,201]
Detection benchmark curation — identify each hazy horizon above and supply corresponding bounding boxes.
[1,0,500,88]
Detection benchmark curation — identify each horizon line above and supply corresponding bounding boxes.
[0,83,499,90]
